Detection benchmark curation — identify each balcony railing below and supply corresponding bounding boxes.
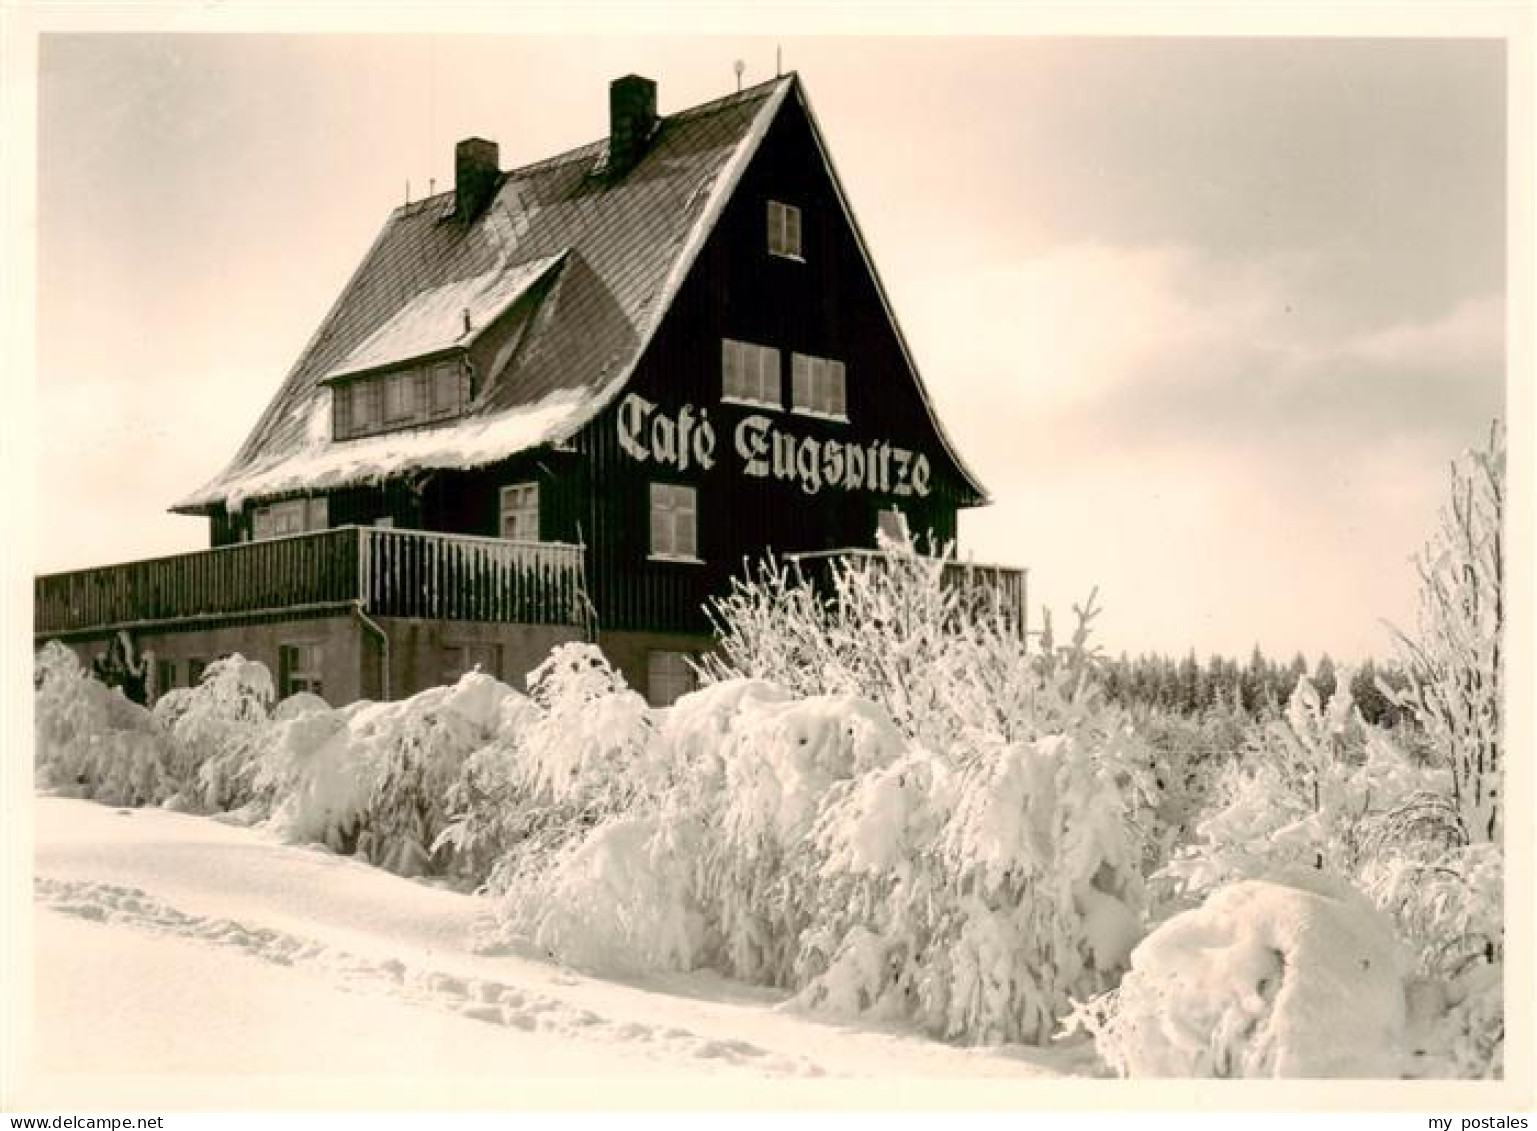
[35,526,588,637]
[785,548,1029,635]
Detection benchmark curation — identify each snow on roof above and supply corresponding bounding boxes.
[219,384,611,514]
[321,252,568,383]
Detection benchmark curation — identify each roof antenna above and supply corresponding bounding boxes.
[462,306,472,335]
[733,59,744,92]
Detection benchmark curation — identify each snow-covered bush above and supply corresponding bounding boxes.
[152,654,275,813]
[350,672,526,877]
[1070,870,1409,1077]
[34,641,168,806]
[1162,670,1435,899]
[1388,422,1504,845]
[489,557,1154,1046]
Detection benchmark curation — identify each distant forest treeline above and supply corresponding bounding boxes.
[1098,649,1407,726]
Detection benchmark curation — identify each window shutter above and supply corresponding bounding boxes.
[786,205,801,257]
[722,339,740,400]
[334,385,352,437]
[649,489,669,556]
[677,488,696,558]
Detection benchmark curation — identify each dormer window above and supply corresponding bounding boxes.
[384,370,418,423]
[334,360,466,440]
[768,200,802,260]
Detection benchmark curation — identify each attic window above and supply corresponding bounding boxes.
[768,201,802,260]
[334,361,465,440]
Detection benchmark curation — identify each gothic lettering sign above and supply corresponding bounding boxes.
[616,393,930,498]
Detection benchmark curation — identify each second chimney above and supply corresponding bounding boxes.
[455,137,501,223]
[608,74,657,179]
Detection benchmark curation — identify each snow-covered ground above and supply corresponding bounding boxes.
[28,795,1088,1096]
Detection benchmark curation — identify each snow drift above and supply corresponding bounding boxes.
[1075,870,1409,1077]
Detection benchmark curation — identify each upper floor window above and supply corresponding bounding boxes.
[429,360,463,417]
[791,353,847,419]
[768,200,802,260]
[499,482,540,542]
[649,482,698,562]
[383,369,418,423]
[334,360,465,440]
[722,339,781,408]
[252,497,327,541]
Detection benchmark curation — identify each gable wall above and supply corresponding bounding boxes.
[575,89,976,635]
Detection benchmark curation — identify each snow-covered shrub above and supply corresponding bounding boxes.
[153,654,275,812]
[34,641,168,806]
[702,548,1061,750]
[795,726,1146,1045]
[519,644,656,817]
[489,561,1153,1046]
[470,646,655,893]
[351,671,525,877]
[1070,870,1409,1077]
[1161,670,1441,902]
[1387,422,1504,845]
[256,700,368,850]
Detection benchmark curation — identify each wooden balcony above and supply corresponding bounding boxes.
[785,548,1029,635]
[35,527,589,638]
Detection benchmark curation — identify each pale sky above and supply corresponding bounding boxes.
[29,30,1511,663]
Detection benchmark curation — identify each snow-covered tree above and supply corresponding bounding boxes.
[1387,422,1504,844]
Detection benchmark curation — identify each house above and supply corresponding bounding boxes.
[35,72,1024,706]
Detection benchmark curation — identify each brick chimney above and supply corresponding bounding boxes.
[455,137,501,223]
[608,75,657,178]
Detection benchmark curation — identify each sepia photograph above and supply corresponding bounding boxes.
[3,5,1531,1114]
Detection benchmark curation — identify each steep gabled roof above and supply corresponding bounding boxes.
[175,77,792,513]
[175,73,988,514]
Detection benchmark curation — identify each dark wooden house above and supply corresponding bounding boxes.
[36,73,1024,706]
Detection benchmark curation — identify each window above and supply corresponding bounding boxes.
[188,658,207,687]
[768,200,802,259]
[649,482,697,561]
[429,361,462,418]
[384,369,419,423]
[252,497,327,541]
[647,650,698,708]
[499,482,540,542]
[442,642,502,684]
[722,339,781,407]
[877,507,910,546]
[336,361,467,440]
[791,353,847,419]
[278,643,324,700]
[335,379,381,436]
